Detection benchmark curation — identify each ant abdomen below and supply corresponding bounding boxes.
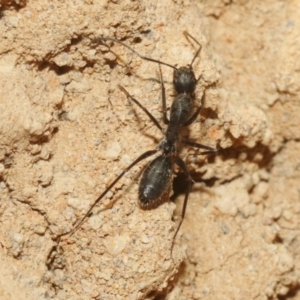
[138,155,173,209]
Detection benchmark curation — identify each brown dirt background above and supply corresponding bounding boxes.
[0,0,300,299]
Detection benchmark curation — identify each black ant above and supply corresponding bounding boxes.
[70,32,218,246]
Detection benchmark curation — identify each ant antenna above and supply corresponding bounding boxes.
[93,37,177,70]
[183,31,203,67]
[69,149,158,236]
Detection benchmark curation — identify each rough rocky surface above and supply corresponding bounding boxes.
[0,0,299,299]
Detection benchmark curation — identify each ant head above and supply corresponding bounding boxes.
[173,65,197,94]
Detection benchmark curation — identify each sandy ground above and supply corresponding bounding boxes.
[0,0,300,299]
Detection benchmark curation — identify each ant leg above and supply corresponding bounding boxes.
[181,138,218,153]
[70,149,158,235]
[185,87,218,127]
[158,64,170,125]
[184,103,202,126]
[93,37,177,71]
[118,85,162,131]
[183,31,202,67]
[172,156,194,243]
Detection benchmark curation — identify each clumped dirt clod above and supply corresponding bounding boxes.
[0,1,300,300]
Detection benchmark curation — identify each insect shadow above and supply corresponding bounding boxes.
[70,32,218,248]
